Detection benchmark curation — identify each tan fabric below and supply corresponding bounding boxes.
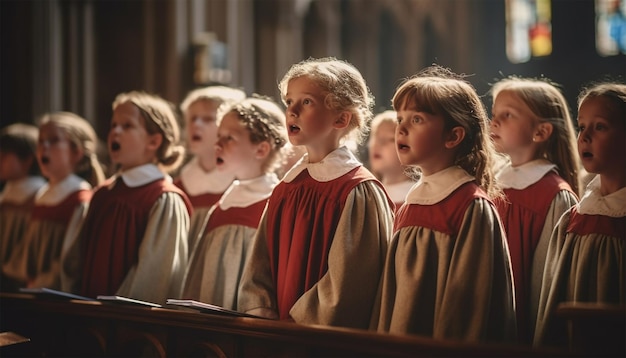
[372,199,517,344]
[116,192,189,304]
[238,181,393,329]
[60,204,90,292]
[0,207,32,266]
[528,191,578,334]
[2,203,88,289]
[534,207,625,348]
[188,206,211,254]
[182,223,258,310]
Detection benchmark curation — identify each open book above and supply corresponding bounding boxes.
[96,295,162,308]
[166,299,263,318]
[19,287,94,301]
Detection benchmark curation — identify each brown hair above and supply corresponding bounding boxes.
[113,91,185,174]
[393,65,502,199]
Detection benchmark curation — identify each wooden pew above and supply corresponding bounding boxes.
[0,292,571,357]
[555,302,626,356]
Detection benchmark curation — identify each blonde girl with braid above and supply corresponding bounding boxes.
[3,112,104,291]
[77,91,192,304]
[180,96,288,310]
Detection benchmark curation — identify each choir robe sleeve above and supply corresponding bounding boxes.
[289,180,393,328]
[374,198,516,343]
[237,210,279,319]
[60,202,90,293]
[116,192,190,304]
[529,190,577,331]
[30,202,90,290]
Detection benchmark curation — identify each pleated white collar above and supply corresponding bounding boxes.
[406,166,475,205]
[282,146,361,183]
[178,157,234,195]
[0,176,47,204]
[109,163,169,189]
[219,173,279,210]
[496,159,557,190]
[577,176,626,217]
[35,174,91,205]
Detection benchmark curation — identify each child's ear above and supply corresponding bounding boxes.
[255,141,271,159]
[333,112,352,129]
[147,133,163,151]
[533,122,553,143]
[70,145,85,166]
[445,126,466,149]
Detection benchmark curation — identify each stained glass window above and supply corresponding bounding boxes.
[506,0,553,63]
[596,0,626,56]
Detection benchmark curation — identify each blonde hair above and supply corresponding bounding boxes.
[278,57,374,144]
[180,85,246,114]
[491,77,580,194]
[370,110,397,134]
[393,65,502,199]
[113,91,185,174]
[577,82,626,126]
[37,112,105,187]
[217,96,288,173]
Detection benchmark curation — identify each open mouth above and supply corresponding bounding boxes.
[40,156,50,164]
[397,143,410,151]
[581,151,593,159]
[216,156,224,165]
[191,134,202,142]
[288,124,301,135]
[110,141,121,152]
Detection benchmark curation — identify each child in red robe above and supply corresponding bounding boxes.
[175,86,245,253]
[237,58,394,329]
[181,96,288,310]
[77,91,192,304]
[490,77,580,343]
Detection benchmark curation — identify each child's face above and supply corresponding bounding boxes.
[368,121,402,175]
[284,76,341,148]
[395,106,450,175]
[215,112,265,179]
[184,99,221,157]
[37,122,79,182]
[577,96,626,177]
[0,151,31,181]
[109,101,157,171]
[490,91,540,162]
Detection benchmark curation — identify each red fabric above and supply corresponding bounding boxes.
[204,200,268,234]
[568,207,626,239]
[494,172,574,343]
[264,166,381,320]
[30,190,92,225]
[394,182,489,234]
[174,178,223,208]
[79,178,192,298]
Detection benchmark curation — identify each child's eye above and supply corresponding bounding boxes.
[285,99,292,106]
[411,116,422,123]
[578,125,585,132]
[303,99,311,105]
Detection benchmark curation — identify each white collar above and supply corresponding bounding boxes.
[577,176,626,217]
[496,159,557,190]
[36,174,91,205]
[406,166,475,205]
[109,163,168,189]
[219,173,279,210]
[178,157,234,195]
[282,146,362,183]
[0,176,47,204]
